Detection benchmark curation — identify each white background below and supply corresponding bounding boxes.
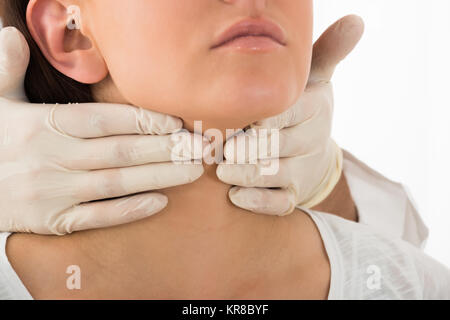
[314,0,450,266]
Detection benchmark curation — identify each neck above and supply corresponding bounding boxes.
[159,116,258,230]
[159,163,248,231]
[7,147,331,300]
[183,118,251,142]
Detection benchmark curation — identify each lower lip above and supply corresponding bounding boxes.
[213,36,284,52]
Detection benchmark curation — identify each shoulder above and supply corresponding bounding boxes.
[308,211,450,300]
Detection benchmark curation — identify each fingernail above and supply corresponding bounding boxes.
[0,27,29,71]
[223,138,235,161]
[1,27,20,42]
[228,187,261,212]
[135,194,168,216]
[229,187,292,216]
[168,118,184,134]
[187,164,204,182]
[0,27,26,54]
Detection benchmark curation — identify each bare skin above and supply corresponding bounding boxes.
[7,163,334,300]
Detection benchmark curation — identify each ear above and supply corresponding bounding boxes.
[26,0,108,84]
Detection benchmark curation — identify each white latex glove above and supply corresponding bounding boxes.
[0,27,206,235]
[217,15,365,216]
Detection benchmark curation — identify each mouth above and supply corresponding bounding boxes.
[211,18,287,51]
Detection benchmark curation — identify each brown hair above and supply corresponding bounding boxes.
[1,0,93,103]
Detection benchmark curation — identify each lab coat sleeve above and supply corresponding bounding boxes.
[342,150,429,249]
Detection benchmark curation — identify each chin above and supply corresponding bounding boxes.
[204,72,304,127]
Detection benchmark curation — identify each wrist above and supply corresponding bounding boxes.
[311,173,358,222]
[306,142,358,222]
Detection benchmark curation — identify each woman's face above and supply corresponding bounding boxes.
[82,0,313,130]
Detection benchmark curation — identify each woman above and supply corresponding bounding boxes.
[0,1,354,236]
[0,0,449,300]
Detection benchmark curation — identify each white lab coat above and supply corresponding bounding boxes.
[342,150,429,248]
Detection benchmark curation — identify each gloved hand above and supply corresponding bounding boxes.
[217,15,365,216]
[0,27,206,235]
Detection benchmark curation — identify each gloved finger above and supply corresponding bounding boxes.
[251,81,332,130]
[310,15,365,83]
[217,152,328,189]
[0,27,30,100]
[250,16,362,130]
[48,192,168,235]
[228,186,296,216]
[224,85,332,161]
[46,103,183,138]
[69,133,209,170]
[74,162,204,202]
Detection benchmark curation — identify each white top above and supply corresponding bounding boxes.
[0,232,32,300]
[0,152,444,300]
[308,210,450,299]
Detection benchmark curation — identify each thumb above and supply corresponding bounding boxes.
[0,27,30,100]
[309,15,365,83]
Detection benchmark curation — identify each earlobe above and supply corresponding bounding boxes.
[26,0,108,84]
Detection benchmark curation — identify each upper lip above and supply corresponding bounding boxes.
[211,18,287,49]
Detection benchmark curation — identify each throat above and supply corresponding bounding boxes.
[6,161,330,299]
[6,134,331,300]
[158,163,244,230]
